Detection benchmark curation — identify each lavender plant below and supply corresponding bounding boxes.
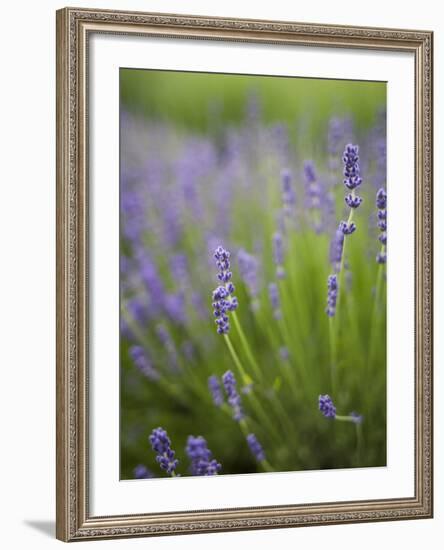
[120,72,387,479]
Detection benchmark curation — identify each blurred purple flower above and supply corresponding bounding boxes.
[186,435,222,476]
[222,370,244,421]
[246,433,266,462]
[319,394,336,418]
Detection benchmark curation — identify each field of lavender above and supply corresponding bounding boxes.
[120,70,387,480]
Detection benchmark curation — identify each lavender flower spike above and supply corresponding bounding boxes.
[343,144,362,190]
[318,394,336,418]
[208,375,224,407]
[149,427,179,476]
[212,247,238,335]
[222,370,244,421]
[329,224,345,272]
[319,397,364,425]
[186,435,222,476]
[129,346,159,381]
[247,433,266,462]
[325,275,338,317]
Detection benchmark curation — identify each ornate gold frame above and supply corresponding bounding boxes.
[56,7,433,542]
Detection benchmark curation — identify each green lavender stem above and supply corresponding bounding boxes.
[232,310,263,381]
[328,316,337,396]
[223,335,282,446]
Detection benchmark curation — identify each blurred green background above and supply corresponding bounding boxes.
[121,69,385,137]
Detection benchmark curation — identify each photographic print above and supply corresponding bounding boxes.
[57,8,433,540]
[120,69,387,480]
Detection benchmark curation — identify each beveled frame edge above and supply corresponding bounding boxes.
[55,6,433,542]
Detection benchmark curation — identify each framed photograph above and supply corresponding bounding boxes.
[56,7,433,542]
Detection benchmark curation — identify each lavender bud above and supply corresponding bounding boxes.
[376,251,387,264]
[344,194,363,209]
[212,246,238,334]
[343,144,362,190]
[325,274,338,317]
[376,188,387,209]
[149,427,179,476]
[339,221,357,235]
[319,394,337,418]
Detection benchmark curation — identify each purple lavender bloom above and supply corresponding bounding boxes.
[208,375,224,407]
[246,433,266,462]
[329,224,345,271]
[345,194,363,209]
[319,394,337,418]
[325,275,338,317]
[129,346,159,381]
[343,144,362,190]
[376,188,387,209]
[237,249,260,304]
[212,247,238,335]
[272,232,285,279]
[379,232,387,245]
[134,464,154,479]
[279,346,289,361]
[222,370,244,421]
[149,427,179,476]
[186,435,221,476]
[376,251,387,264]
[268,282,281,320]
[339,221,357,235]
